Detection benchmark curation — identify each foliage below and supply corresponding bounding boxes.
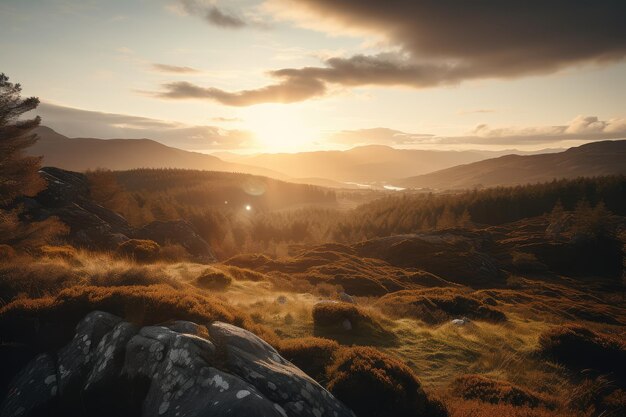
[278,337,340,382]
[538,324,626,383]
[326,346,447,417]
[451,374,553,408]
[0,73,44,206]
[376,288,507,324]
[312,301,376,329]
[195,270,232,290]
[116,239,161,262]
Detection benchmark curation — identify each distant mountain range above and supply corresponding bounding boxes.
[28,126,286,179]
[28,127,624,191]
[218,145,530,183]
[396,140,626,190]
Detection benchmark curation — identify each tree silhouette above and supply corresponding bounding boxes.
[0,73,44,206]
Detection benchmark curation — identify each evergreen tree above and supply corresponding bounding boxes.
[0,73,44,206]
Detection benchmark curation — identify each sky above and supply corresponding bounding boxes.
[1,0,625,153]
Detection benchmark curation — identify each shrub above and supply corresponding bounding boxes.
[278,337,340,382]
[39,245,78,261]
[376,289,506,324]
[0,284,278,352]
[326,346,447,417]
[312,301,374,329]
[88,264,180,288]
[0,244,17,259]
[116,239,160,262]
[538,324,626,382]
[451,374,553,408]
[195,270,232,290]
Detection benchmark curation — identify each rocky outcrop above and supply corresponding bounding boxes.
[17,167,215,262]
[1,311,354,417]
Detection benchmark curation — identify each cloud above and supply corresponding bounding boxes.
[33,102,254,150]
[441,116,626,145]
[156,0,626,106]
[328,116,626,148]
[151,75,326,106]
[151,63,200,74]
[330,128,433,145]
[177,0,245,28]
[212,116,242,122]
[458,109,497,115]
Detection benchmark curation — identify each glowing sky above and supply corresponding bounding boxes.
[1,0,625,152]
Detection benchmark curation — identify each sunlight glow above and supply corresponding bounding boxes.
[243,104,318,152]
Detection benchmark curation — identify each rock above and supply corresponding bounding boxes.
[341,319,353,331]
[16,167,215,262]
[55,311,122,413]
[1,353,59,417]
[209,322,353,417]
[1,313,354,417]
[451,317,470,326]
[339,292,355,304]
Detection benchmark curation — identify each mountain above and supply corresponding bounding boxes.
[396,140,626,190]
[224,145,502,183]
[28,127,286,179]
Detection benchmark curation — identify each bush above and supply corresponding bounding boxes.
[278,337,340,382]
[312,301,375,329]
[195,270,232,290]
[326,346,447,417]
[116,239,160,262]
[538,324,626,382]
[376,289,506,324]
[0,284,278,352]
[0,244,17,259]
[451,374,553,408]
[39,245,78,261]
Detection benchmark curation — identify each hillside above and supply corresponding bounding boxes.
[225,145,502,183]
[27,126,286,179]
[397,140,626,190]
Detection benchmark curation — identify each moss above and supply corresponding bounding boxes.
[376,288,507,324]
[326,346,447,417]
[116,239,160,262]
[538,324,626,382]
[195,270,232,290]
[451,374,554,408]
[278,337,340,382]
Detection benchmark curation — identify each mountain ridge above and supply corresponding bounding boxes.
[397,139,626,190]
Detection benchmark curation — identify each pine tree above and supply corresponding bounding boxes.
[0,73,45,206]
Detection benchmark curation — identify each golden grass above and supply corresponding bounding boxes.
[1,246,625,416]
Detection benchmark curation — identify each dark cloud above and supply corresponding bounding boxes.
[34,102,253,150]
[151,63,200,74]
[178,0,245,28]
[156,0,626,105]
[152,75,326,106]
[271,0,626,72]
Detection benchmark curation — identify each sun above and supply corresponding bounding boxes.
[242,104,317,152]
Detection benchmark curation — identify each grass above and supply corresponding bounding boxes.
[1,243,625,417]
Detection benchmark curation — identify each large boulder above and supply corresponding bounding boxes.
[1,311,355,417]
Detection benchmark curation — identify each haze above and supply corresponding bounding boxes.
[1,0,625,153]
